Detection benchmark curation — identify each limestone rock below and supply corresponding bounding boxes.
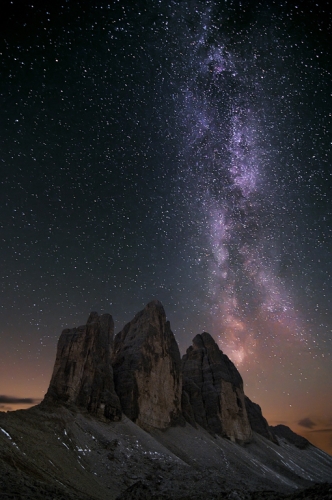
[112,300,182,430]
[44,312,121,421]
[271,424,310,449]
[182,332,252,443]
[245,396,278,443]
[181,390,197,429]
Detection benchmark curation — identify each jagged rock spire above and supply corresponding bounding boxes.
[182,332,252,443]
[112,300,183,430]
[43,301,276,444]
[44,312,121,421]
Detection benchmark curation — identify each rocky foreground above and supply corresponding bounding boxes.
[1,301,331,499]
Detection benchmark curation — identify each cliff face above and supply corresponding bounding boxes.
[43,302,276,444]
[44,312,121,421]
[112,300,183,430]
[245,396,278,443]
[182,332,252,443]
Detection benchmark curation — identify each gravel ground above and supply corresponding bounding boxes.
[0,404,331,500]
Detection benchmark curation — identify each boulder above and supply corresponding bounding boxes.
[182,332,252,443]
[112,300,182,430]
[44,312,121,421]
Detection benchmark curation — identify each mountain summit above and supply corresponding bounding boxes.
[182,331,252,442]
[44,311,122,421]
[45,301,256,443]
[112,300,182,430]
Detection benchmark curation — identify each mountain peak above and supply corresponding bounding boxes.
[44,311,121,421]
[112,301,183,430]
[182,331,251,442]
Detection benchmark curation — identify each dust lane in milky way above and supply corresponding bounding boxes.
[171,3,311,361]
[0,0,332,454]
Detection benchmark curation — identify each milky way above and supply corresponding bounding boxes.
[1,0,332,453]
[170,2,312,364]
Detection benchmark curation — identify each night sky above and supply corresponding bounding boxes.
[1,0,332,454]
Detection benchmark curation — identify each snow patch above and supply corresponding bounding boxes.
[0,427,11,439]
[0,427,20,450]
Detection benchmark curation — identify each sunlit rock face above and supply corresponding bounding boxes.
[182,332,252,443]
[44,312,122,421]
[112,300,183,430]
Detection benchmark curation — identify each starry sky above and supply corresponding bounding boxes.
[1,0,332,454]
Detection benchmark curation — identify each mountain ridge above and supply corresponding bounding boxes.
[1,300,331,499]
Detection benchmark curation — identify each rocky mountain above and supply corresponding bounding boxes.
[182,332,252,443]
[245,396,278,444]
[44,311,122,421]
[112,300,182,430]
[1,301,331,500]
[271,424,311,449]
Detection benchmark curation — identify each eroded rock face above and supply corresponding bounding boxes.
[112,300,182,430]
[245,396,278,443]
[44,312,121,421]
[271,425,310,449]
[182,332,252,443]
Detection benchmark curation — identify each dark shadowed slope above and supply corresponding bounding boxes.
[0,404,332,500]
